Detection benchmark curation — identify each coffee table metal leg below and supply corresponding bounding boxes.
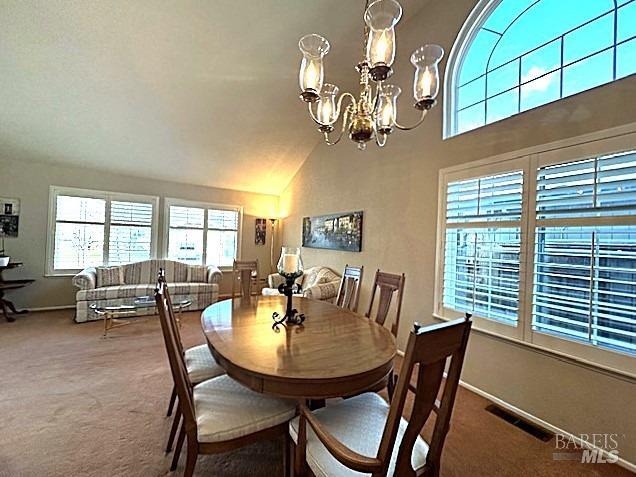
[103,312,109,339]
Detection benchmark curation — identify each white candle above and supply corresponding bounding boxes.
[420,68,433,97]
[282,254,299,274]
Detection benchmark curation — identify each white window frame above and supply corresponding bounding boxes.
[443,0,635,139]
[436,157,531,341]
[434,124,636,377]
[163,198,243,269]
[46,186,159,276]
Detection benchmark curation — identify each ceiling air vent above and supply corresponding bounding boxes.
[485,404,553,442]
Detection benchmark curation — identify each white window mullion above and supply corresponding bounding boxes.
[103,199,111,266]
[520,155,536,343]
[202,209,209,266]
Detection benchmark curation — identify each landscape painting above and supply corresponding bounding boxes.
[302,211,363,252]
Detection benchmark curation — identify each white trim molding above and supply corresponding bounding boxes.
[163,198,243,268]
[46,186,160,276]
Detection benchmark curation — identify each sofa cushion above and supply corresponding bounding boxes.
[95,266,123,288]
[187,265,208,283]
[121,259,189,285]
[77,282,216,301]
[302,267,321,289]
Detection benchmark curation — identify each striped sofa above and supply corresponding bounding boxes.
[72,259,222,323]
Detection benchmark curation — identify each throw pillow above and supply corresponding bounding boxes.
[187,265,208,283]
[95,266,124,288]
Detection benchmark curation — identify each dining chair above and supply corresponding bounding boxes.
[290,316,472,477]
[365,270,405,338]
[365,270,405,399]
[157,270,226,454]
[335,265,364,313]
[155,280,297,476]
[232,259,259,298]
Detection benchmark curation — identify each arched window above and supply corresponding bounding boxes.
[444,0,636,137]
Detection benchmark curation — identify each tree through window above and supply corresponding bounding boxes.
[447,0,636,136]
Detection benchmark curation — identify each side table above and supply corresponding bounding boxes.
[0,262,35,322]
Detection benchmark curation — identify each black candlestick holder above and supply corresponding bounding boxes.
[272,272,306,330]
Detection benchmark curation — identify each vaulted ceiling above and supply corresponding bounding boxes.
[0,1,427,195]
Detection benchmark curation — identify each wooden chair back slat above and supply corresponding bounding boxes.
[335,265,363,312]
[232,260,259,298]
[155,275,198,439]
[365,270,405,337]
[377,317,472,477]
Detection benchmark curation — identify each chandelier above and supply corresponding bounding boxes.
[298,0,444,150]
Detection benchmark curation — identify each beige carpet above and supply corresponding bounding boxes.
[0,310,631,477]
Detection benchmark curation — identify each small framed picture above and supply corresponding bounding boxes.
[255,218,266,245]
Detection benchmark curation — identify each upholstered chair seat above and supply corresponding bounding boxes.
[289,393,429,477]
[184,344,225,384]
[194,375,297,443]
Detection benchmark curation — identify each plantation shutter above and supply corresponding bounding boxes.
[533,150,636,355]
[443,171,523,325]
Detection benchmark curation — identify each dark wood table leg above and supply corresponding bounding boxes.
[0,299,15,322]
[4,298,28,315]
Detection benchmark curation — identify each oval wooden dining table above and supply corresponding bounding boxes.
[201,295,396,400]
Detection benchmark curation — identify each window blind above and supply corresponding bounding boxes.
[167,204,240,266]
[443,171,523,325]
[207,209,239,267]
[533,151,636,355]
[168,206,205,264]
[51,192,157,271]
[54,196,106,270]
[537,150,636,218]
[108,201,154,265]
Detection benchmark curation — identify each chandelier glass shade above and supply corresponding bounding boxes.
[298,0,444,150]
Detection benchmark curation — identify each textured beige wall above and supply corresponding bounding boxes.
[280,0,636,464]
[0,156,279,308]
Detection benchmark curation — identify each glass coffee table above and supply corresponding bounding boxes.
[90,296,192,338]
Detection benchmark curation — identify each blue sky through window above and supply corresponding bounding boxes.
[454,0,636,135]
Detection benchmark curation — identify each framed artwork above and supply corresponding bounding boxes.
[302,211,363,252]
[255,218,266,245]
[0,198,20,238]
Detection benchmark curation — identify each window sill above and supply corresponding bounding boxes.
[433,312,636,382]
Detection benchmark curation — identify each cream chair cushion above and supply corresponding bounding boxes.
[184,344,225,384]
[194,375,297,443]
[289,393,429,477]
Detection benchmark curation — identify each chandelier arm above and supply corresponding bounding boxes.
[323,107,351,146]
[371,82,381,115]
[336,92,358,119]
[307,92,357,127]
[394,109,429,131]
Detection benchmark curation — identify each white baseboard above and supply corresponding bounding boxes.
[26,305,76,312]
[395,348,635,472]
[458,379,636,473]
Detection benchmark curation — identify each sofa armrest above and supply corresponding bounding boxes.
[73,267,97,290]
[303,280,340,301]
[267,273,285,288]
[206,265,223,284]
